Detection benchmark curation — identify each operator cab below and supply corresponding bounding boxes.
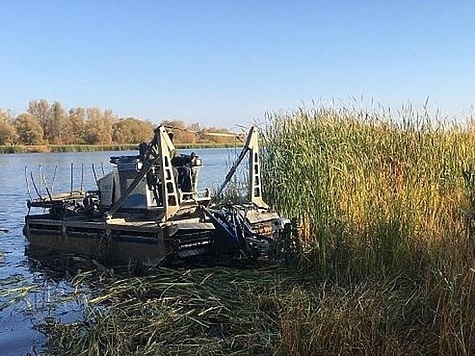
[94,125,213,223]
[171,152,202,198]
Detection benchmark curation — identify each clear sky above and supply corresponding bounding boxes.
[0,0,474,127]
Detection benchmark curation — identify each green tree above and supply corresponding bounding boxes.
[14,113,44,145]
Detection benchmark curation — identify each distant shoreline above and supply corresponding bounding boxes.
[0,143,239,154]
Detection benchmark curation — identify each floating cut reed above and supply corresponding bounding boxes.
[42,267,442,355]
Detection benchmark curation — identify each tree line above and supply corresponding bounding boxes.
[0,100,237,146]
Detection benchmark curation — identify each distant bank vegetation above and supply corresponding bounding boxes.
[0,99,238,151]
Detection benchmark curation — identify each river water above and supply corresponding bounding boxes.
[0,147,238,355]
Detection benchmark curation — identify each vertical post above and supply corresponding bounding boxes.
[70,163,74,194]
[38,165,42,196]
[80,163,84,191]
[92,163,99,188]
[51,165,58,194]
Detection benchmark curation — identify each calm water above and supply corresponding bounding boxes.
[0,147,238,355]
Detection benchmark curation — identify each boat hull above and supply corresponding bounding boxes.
[24,214,214,266]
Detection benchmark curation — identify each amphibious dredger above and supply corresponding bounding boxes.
[23,125,289,266]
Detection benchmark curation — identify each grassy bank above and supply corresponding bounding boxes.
[0,142,237,154]
[0,144,138,153]
[41,106,475,354]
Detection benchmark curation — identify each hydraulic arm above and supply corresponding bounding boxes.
[214,126,268,208]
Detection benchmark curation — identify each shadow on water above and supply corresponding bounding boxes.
[24,244,149,278]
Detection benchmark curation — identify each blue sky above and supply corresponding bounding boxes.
[0,0,474,127]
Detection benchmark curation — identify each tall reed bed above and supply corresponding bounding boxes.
[261,106,475,352]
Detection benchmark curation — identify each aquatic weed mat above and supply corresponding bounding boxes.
[0,274,39,311]
[38,265,441,356]
[41,266,283,355]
